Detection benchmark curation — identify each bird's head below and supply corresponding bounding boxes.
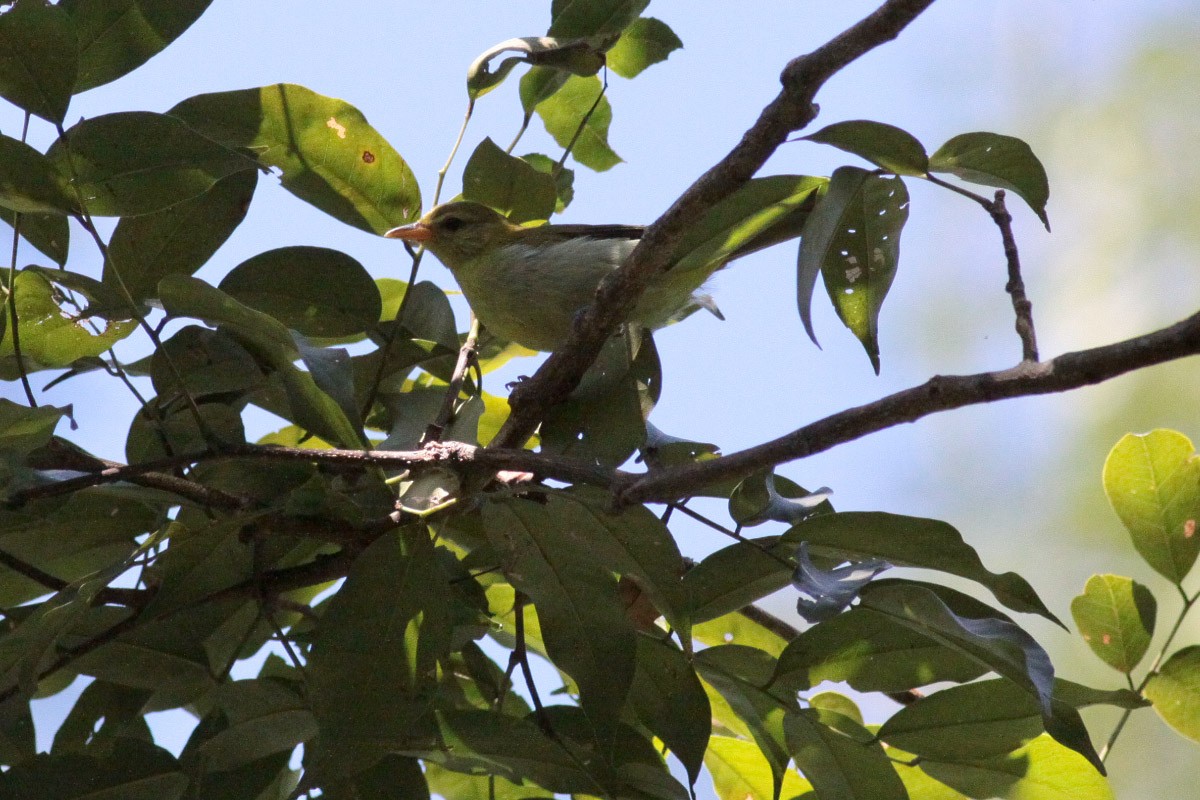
[384,201,522,270]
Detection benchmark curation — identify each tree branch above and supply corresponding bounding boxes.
[621,306,1200,505]
[492,0,938,448]
[990,190,1039,361]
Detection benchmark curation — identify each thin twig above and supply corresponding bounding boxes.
[5,112,36,406]
[423,317,482,443]
[554,69,607,176]
[513,593,552,734]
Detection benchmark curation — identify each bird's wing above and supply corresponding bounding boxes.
[544,223,644,242]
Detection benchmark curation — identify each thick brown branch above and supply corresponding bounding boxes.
[622,307,1200,505]
[492,0,938,448]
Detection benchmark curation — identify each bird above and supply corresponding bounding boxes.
[384,201,723,352]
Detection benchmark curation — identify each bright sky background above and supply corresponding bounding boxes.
[5,1,1199,797]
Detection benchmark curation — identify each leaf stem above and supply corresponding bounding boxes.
[5,112,36,406]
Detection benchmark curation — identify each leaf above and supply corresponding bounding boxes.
[683,536,794,624]
[62,0,213,92]
[482,496,637,742]
[1144,645,1200,743]
[23,264,127,320]
[534,74,622,172]
[0,134,75,214]
[772,606,986,693]
[806,120,929,176]
[293,335,364,439]
[124,401,245,463]
[1102,429,1200,584]
[785,708,907,800]
[0,737,187,800]
[158,275,364,448]
[0,270,136,380]
[628,634,711,787]
[1070,574,1156,673]
[0,400,67,457]
[197,679,317,771]
[0,0,77,123]
[859,580,1102,773]
[730,470,832,527]
[781,511,1061,624]
[468,37,604,100]
[796,167,909,373]
[695,645,795,800]
[930,131,1050,228]
[693,612,788,658]
[308,529,454,774]
[607,17,683,79]
[918,735,1113,800]
[219,246,382,338]
[521,151,575,212]
[107,167,257,305]
[170,83,421,234]
[548,0,649,39]
[150,325,265,400]
[461,138,557,224]
[0,209,69,266]
[47,111,254,217]
[704,735,813,800]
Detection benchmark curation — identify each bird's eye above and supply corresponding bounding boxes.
[439,215,466,233]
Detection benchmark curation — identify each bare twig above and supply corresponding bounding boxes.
[492,0,938,448]
[990,190,1038,361]
[424,318,482,443]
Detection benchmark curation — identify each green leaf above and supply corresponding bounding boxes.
[0,134,75,214]
[0,737,187,800]
[179,711,294,800]
[607,17,683,79]
[1102,429,1200,583]
[695,645,795,800]
[628,634,711,787]
[534,74,622,172]
[773,606,987,693]
[0,400,66,457]
[930,131,1050,229]
[425,761,550,800]
[0,0,76,123]
[469,38,603,101]
[52,681,153,755]
[782,511,1061,624]
[704,735,813,800]
[482,495,637,742]
[729,470,832,527]
[520,66,570,115]
[541,330,659,467]
[859,580,1102,773]
[805,120,929,176]
[23,265,127,320]
[877,678,1046,762]
[308,529,454,773]
[785,708,907,800]
[0,209,69,266]
[548,0,649,39]
[47,111,254,217]
[107,168,257,305]
[170,83,421,234]
[197,679,317,771]
[683,536,793,624]
[796,166,908,373]
[462,137,557,223]
[63,0,214,93]
[150,325,265,400]
[219,246,382,338]
[1070,574,1156,673]
[0,270,135,380]
[124,401,245,463]
[158,275,364,448]
[693,612,787,658]
[140,518,252,618]
[1144,644,1200,743]
[918,735,1113,800]
[521,151,575,213]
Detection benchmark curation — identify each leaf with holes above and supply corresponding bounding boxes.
[930,131,1050,229]
[797,167,908,373]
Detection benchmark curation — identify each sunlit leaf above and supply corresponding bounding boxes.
[1070,574,1156,673]
[607,17,682,79]
[805,120,929,176]
[930,131,1050,229]
[704,735,813,800]
[534,74,621,172]
[918,735,1113,800]
[1144,645,1200,743]
[462,137,557,223]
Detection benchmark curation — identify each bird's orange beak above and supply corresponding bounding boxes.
[384,221,433,242]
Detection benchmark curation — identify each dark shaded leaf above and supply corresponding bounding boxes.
[521,152,575,212]
[782,511,1061,624]
[462,137,557,223]
[548,0,649,39]
[0,737,186,800]
[197,679,316,771]
[805,120,929,176]
[0,399,67,457]
[683,536,793,624]
[628,635,710,788]
[150,325,265,400]
[785,708,907,800]
[0,209,68,265]
[124,401,245,463]
[730,470,832,527]
[171,83,420,234]
[47,111,254,217]
[64,0,215,92]
[108,168,256,305]
[930,131,1050,228]
[0,135,75,214]
[0,1,75,122]
[219,246,381,338]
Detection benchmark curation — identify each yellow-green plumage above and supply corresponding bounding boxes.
[385,202,717,352]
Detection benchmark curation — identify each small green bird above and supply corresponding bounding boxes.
[384,201,722,352]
